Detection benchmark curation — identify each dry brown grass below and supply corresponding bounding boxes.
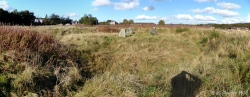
[66,26,201,97]
[70,27,250,97]
[1,25,250,96]
[0,26,90,97]
[97,26,119,33]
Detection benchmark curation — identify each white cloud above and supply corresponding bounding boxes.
[219,15,250,24]
[191,7,240,17]
[0,1,10,10]
[193,15,216,21]
[92,0,111,6]
[153,0,164,2]
[135,15,158,20]
[124,0,134,2]
[221,17,244,24]
[149,0,165,2]
[135,15,170,21]
[195,0,216,3]
[159,17,170,21]
[65,13,79,17]
[142,6,155,11]
[114,0,139,10]
[176,14,194,20]
[174,14,217,23]
[217,2,241,10]
[247,14,250,23]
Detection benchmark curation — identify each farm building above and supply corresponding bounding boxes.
[110,20,118,25]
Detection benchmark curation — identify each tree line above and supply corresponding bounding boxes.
[121,19,134,24]
[78,15,138,25]
[0,8,72,26]
[41,14,72,25]
[0,8,167,26]
[0,8,35,25]
[213,23,250,29]
[79,14,98,25]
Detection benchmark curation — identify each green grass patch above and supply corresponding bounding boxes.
[209,30,220,39]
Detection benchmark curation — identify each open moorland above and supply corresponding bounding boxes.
[1,25,250,97]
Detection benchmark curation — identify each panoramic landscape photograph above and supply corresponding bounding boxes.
[0,0,250,97]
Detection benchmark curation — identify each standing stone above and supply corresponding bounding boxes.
[150,27,157,35]
[126,28,134,37]
[127,28,133,34]
[119,29,126,37]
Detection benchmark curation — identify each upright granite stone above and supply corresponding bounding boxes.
[119,28,126,37]
[127,28,133,34]
[126,28,135,37]
[150,27,158,35]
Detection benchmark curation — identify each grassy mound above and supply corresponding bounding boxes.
[0,26,89,96]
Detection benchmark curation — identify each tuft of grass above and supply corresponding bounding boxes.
[0,74,7,85]
[13,65,35,95]
[102,36,113,47]
[209,30,220,39]
[176,28,189,33]
[199,37,208,46]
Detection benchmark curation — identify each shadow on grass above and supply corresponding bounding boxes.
[171,71,201,97]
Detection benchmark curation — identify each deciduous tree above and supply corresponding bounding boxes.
[123,19,129,24]
[129,19,134,24]
[79,14,98,25]
[158,20,165,25]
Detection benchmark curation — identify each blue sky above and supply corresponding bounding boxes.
[0,0,250,24]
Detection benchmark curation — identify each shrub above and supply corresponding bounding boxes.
[200,37,208,46]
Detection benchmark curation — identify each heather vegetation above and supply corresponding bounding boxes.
[0,26,90,96]
[1,25,249,96]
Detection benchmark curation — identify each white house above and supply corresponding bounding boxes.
[110,20,118,25]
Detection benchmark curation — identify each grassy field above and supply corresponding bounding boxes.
[0,25,250,97]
